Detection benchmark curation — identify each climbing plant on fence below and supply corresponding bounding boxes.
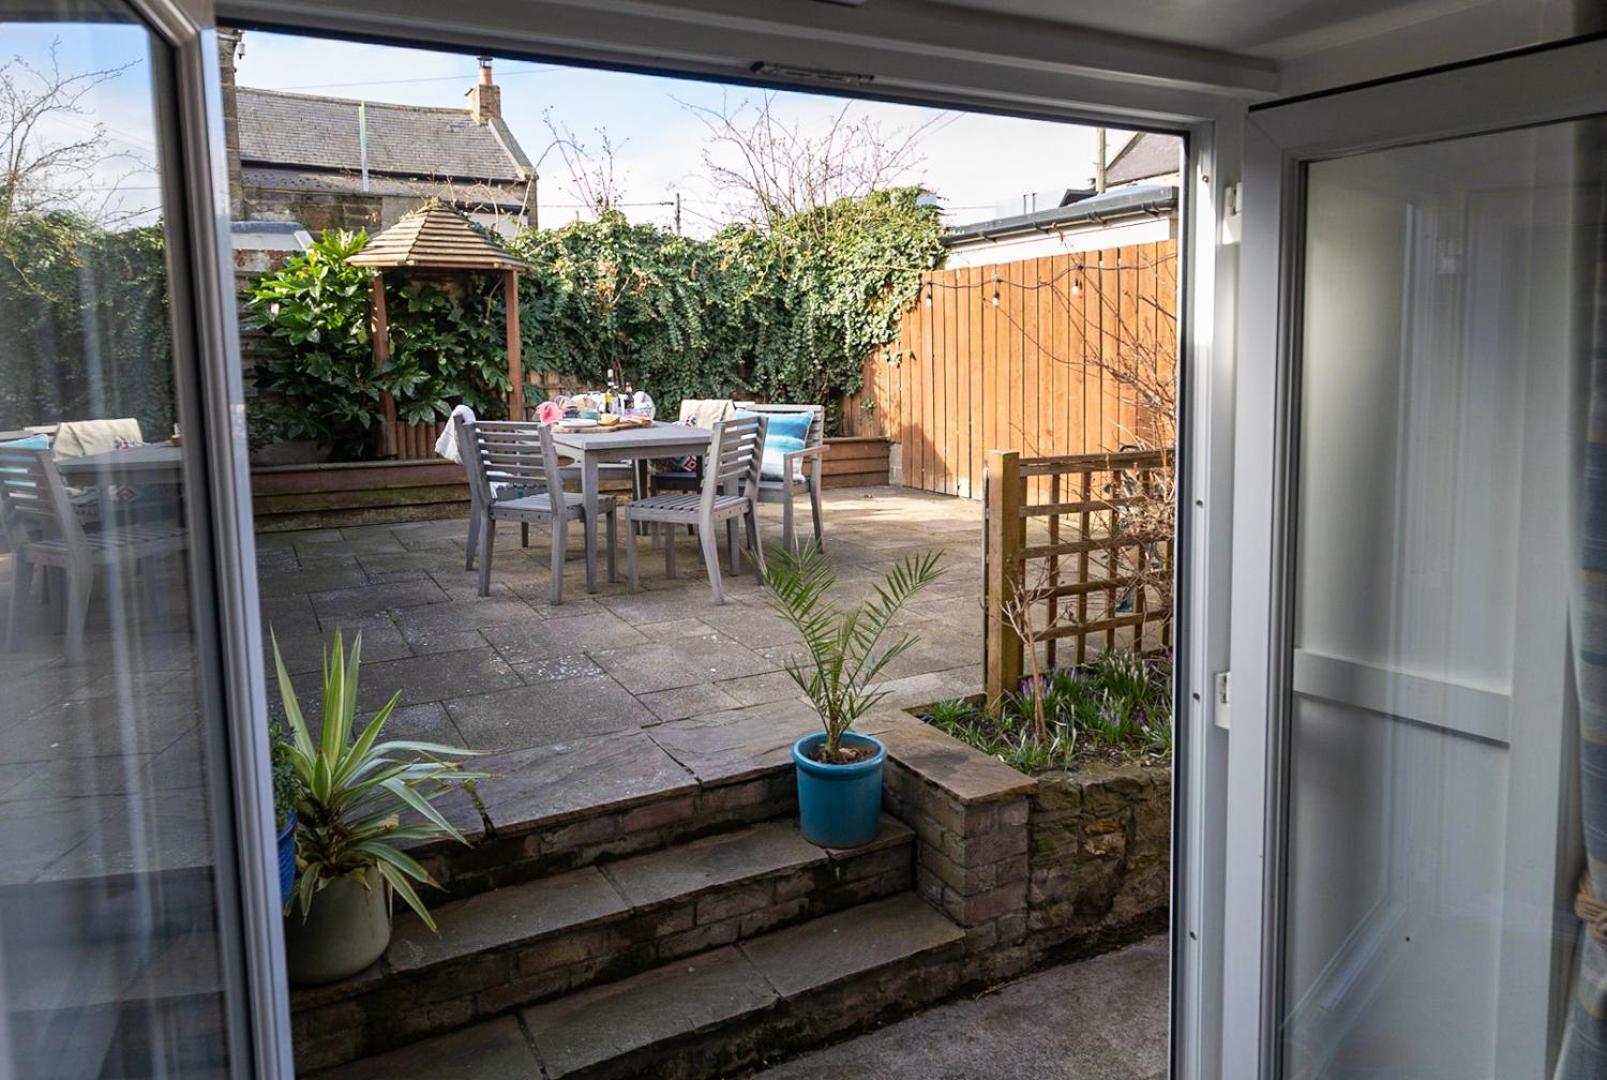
[246,187,942,458]
[0,212,173,436]
[510,188,944,430]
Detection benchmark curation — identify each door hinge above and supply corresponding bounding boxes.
[1213,671,1231,731]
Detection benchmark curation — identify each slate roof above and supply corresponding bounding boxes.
[347,202,528,271]
[1106,133,1182,186]
[236,88,530,183]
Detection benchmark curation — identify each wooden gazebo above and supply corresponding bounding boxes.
[348,202,530,457]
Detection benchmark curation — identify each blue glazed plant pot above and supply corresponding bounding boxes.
[277,811,297,907]
[792,732,886,849]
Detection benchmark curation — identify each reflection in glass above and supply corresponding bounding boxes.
[1282,120,1602,1077]
[0,4,232,1076]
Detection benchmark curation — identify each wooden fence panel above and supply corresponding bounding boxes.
[845,236,1177,497]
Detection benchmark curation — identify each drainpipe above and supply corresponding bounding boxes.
[1095,127,1106,194]
[358,101,369,192]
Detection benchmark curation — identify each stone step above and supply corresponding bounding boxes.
[410,755,798,904]
[318,893,966,1080]
[6,930,228,1079]
[293,815,914,1071]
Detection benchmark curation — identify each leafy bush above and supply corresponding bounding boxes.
[247,229,513,458]
[925,651,1173,773]
[510,188,942,431]
[0,212,173,435]
[268,711,301,832]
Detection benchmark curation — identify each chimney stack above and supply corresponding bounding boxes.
[466,56,500,125]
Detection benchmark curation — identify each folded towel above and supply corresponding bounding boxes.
[435,404,477,463]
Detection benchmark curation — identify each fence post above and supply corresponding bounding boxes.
[985,448,1024,704]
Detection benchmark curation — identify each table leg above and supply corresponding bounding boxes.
[583,456,600,592]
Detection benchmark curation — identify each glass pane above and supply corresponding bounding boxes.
[0,3,236,1076]
[1282,119,1601,1077]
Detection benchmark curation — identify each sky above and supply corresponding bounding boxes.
[3,21,1129,235]
[233,32,1123,235]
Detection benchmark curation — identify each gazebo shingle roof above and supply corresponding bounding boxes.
[347,202,528,271]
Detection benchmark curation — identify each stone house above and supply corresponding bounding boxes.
[217,29,534,237]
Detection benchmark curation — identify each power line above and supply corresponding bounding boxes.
[265,65,561,93]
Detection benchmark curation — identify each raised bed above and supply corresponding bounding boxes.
[251,459,469,532]
[252,435,893,532]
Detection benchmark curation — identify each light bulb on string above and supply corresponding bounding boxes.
[991,274,1001,307]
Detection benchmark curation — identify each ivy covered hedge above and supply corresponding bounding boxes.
[248,188,943,458]
[0,213,174,437]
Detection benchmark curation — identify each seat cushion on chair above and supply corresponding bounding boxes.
[758,411,813,481]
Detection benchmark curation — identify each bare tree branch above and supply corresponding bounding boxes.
[679,91,938,226]
[0,39,148,234]
[541,111,626,216]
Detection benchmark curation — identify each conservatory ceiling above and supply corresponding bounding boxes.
[927,0,1568,59]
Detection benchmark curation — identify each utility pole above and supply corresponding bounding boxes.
[674,192,682,235]
[1094,127,1107,193]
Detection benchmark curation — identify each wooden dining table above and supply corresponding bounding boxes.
[549,423,713,587]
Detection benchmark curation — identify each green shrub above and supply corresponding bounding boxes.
[247,229,514,458]
[0,212,173,434]
[925,651,1173,773]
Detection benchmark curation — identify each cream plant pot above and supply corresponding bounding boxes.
[283,870,392,986]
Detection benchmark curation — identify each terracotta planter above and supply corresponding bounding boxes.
[283,870,392,986]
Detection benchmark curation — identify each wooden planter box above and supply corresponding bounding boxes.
[819,436,891,489]
[251,459,470,532]
[250,435,893,532]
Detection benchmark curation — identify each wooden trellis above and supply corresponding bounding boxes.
[984,446,1174,702]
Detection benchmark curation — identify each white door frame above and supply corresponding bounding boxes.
[191,2,1258,1074]
[1222,36,1607,1080]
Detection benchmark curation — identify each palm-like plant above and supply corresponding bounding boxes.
[764,544,943,763]
[272,630,483,931]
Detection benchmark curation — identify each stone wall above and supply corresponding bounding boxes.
[878,717,1169,986]
[1027,765,1171,954]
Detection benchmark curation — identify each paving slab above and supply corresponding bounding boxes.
[446,675,653,748]
[738,893,962,1000]
[877,720,1035,805]
[522,945,776,1078]
[463,731,695,831]
[290,646,522,714]
[716,670,805,708]
[481,612,646,664]
[591,633,778,694]
[601,819,825,909]
[511,653,605,684]
[638,682,743,723]
[308,578,450,621]
[645,700,821,785]
[392,595,541,641]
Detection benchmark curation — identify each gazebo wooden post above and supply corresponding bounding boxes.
[370,271,398,458]
[504,269,524,420]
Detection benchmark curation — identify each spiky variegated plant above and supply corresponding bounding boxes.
[764,545,943,763]
[272,629,483,930]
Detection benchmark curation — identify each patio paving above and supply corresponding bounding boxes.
[254,485,986,843]
[0,486,982,891]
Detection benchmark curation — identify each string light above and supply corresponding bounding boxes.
[1071,274,1082,297]
[991,274,1001,307]
[923,283,933,307]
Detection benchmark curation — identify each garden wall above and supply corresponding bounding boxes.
[878,718,1169,987]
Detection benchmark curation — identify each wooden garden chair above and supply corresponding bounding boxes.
[457,418,616,604]
[0,445,184,662]
[624,413,766,604]
[738,402,827,553]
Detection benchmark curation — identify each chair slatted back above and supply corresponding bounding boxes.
[704,414,766,508]
[0,447,83,557]
[457,418,565,508]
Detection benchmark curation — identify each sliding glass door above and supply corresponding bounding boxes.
[0,1,285,1076]
[1223,37,1607,1080]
